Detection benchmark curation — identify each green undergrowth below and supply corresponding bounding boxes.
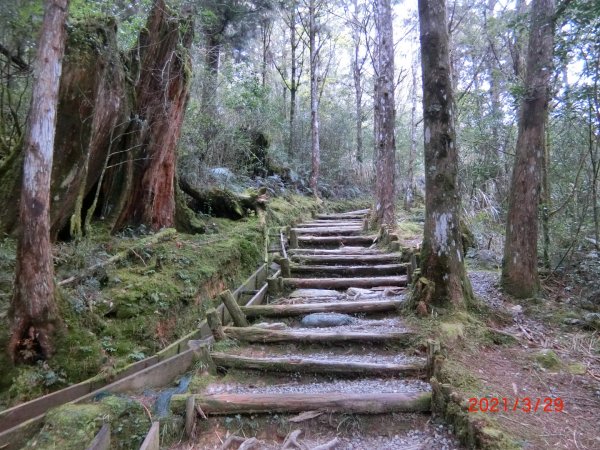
[23,395,150,450]
[0,194,324,411]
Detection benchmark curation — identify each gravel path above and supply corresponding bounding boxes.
[204,377,431,395]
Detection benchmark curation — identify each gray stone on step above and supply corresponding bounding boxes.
[300,312,356,328]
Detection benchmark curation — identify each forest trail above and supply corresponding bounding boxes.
[173,210,459,450]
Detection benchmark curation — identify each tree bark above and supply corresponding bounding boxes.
[113,0,193,232]
[9,0,70,361]
[417,0,473,308]
[308,0,321,196]
[502,0,555,298]
[373,0,396,227]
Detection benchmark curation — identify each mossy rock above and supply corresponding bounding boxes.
[567,362,586,375]
[533,349,561,370]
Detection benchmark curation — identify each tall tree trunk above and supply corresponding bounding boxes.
[417,0,473,308]
[351,0,364,164]
[289,1,298,159]
[113,0,193,231]
[404,51,418,211]
[261,18,272,90]
[373,0,396,227]
[9,0,70,361]
[309,0,321,196]
[501,0,555,298]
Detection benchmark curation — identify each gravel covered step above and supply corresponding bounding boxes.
[289,247,384,255]
[291,226,363,235]
[291,253,401,265]
[222,326,416,344]
[294,221,364,228]
[172,391,431,415]
[209,352,426,377]
[282,275,408,290]
[240,299,404,317]
[290,263,408,277]
[297,235,377,247]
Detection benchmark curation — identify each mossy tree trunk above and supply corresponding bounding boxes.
[501,0,555,298]
[112,0,193,232]
[416,0,473,309]
[9,0,69,362]
[373,0,396,228]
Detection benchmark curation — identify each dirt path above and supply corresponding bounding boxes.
[173,210,462,450]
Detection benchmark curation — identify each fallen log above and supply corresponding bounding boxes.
[291,227,362,235]
[290,263,408,277]
[180,179,267,220]
[291,254,401,265]
[173,391,431,415]
[219,290,248,327]
[297,235,377,247]
[282,276,408,290]
[210,353,426,377]
[223,326,415,344]
[240,299,403,317]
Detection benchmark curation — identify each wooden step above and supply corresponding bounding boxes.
[223,326,415,344]
[292,227,362,235]
[291,253,401,265]
[315,214,367,220]
[289,247,383,255]
[282,276,408,290]
[173,391,431,415]
[240,299,404,317]
[297,235,377,247]
[295,221,363,228]
[290,263,407,277]
[210,353,426,377]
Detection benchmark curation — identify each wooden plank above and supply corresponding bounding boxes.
[295,221,363,228]
[282,276,408,290]
[290,263,408,277]
[297,235,377,247]
[210,353,426,377]
[292,227,362,235]
[139,422,160,450]
[289,247,383,255]
[291,253,401,265]
[240,299,404,317]
[0,416,45,450]
[223,326,415,344]
[86,424,110,450]
[174,392,430,415]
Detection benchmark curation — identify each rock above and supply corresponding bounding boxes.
[300,313,356,328]
[208,167,234,183]
[583,312,600,330]
[347,287,373,297]
[562,317,581,326]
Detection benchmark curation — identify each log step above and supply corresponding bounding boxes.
[292,227,362,235]
[210,353,426,377]
[282,276,408,290]
[240,299,404,317]
[291,253,401,265]
[297,235,377,247]
[295,221,363,228]
[290,263,408,277]
[223,326,415,344]
[315,214,367,220]
[173,391,431,415]
[289,247,384,255]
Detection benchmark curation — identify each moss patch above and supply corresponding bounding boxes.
[24,395,149,450]
[533,349,562,370]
